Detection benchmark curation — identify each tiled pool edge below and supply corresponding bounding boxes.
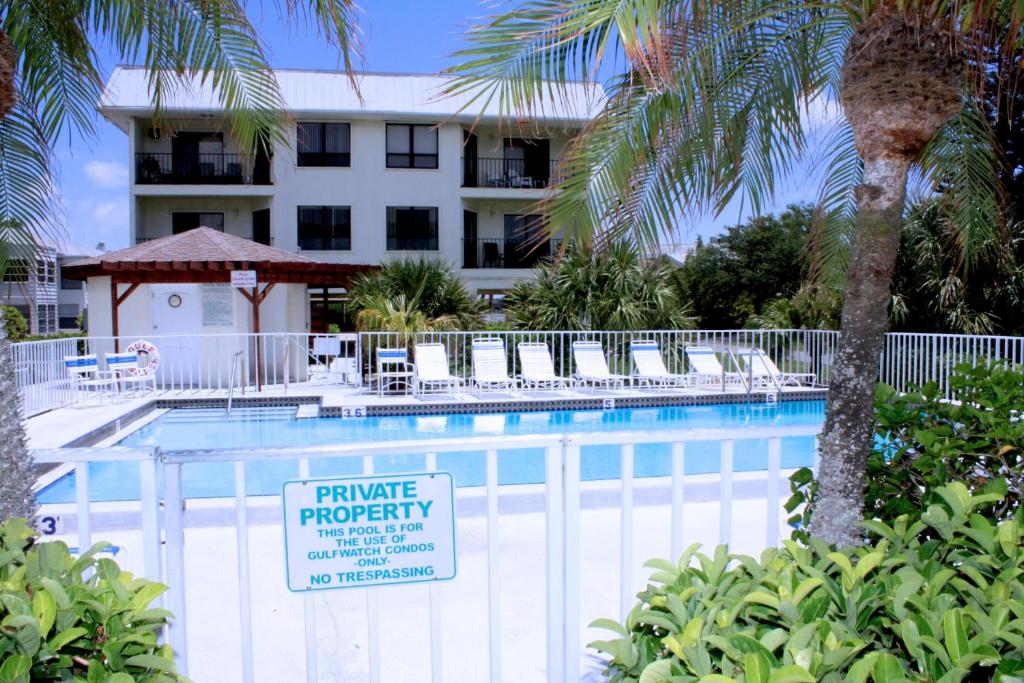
[55,389,827,448]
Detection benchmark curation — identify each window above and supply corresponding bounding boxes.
[61,277,83,290]
[297,206,351,251]
[37,260,56,284]
[2,259,29,283]
[387,207,438,250]
[297,122,351,167]
[504,214,546,241]
[172,212,224,234]
[36,304,57,334]
[58,304,79,330]
[386,124,438,169]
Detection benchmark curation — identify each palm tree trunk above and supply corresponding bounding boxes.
[0,309,38,523]
[811,6,963,546]
[812,156,910,546]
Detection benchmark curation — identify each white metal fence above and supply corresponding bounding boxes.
[14,329,1024,416]
[34,423,819,682]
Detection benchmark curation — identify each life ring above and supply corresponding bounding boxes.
[124,340,161,376]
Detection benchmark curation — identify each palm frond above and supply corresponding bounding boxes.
[917,100,1000,272]
[0,89,60,274]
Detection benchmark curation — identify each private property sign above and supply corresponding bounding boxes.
[282,472,457,592]
[230,270,257,288]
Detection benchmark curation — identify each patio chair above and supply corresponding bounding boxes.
[517,342,569,389]
[684,346,746,390]
[470,338,519,392]
[734,347,816,387]
[105,351,157,396]
[571,341,629,389]
[630,340,690,387]
[376,347,414,396]
[64,354,119,405]
[413,343,464,396]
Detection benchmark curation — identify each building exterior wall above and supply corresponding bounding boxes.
[123,112,586,295]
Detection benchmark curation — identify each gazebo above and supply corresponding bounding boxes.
[63,228,375,343]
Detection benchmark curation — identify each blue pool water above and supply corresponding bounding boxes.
[38,401,824,503]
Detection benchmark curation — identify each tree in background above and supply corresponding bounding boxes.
[505,240,693,331]
[675,204,812,328]
[347,258,483,333]
[0,310,36,522]
[891,198,1024,335]
[0,0,360,268]
[447,2,1021,545]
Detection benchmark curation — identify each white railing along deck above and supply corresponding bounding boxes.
[34,423,820,682]
[14,329,1024,416]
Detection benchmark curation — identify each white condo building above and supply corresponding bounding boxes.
[98,67,604,328]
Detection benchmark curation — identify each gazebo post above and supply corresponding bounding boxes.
[237,282,276,391]
[110,280,140,352]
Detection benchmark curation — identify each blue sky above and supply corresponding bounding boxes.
[56,1,817,251]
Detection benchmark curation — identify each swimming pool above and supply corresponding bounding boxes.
[38,401,823,503]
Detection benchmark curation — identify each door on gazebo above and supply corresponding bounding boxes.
[150,285,202,388]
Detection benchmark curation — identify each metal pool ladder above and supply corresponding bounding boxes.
[226,351,244,415]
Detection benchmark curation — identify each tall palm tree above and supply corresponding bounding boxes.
[445,1,1020,546]
[0,0,361,263]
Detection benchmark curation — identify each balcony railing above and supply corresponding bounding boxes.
[135,152,270,185]
[463,237,562,269]
[462,157,564,189]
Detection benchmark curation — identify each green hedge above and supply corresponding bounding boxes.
[591,483,1024,682]
[0,518,184,682]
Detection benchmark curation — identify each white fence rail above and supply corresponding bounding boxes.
[14,329,1024,416]
[34,423,819,682]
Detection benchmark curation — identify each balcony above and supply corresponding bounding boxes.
[135,153,271,185]
[463,237,562,269]
[462,157,563,189]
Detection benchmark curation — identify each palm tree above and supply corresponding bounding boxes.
[0,310,35,522]
[0,0,361,264]
[347,258,484,333]
[505,239,693,331]
[445,2,1020,545]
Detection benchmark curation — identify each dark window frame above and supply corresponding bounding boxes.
[171,212,225,234]
[297,206,352,251]
[386,206,439,251]
[296,122,351,167]
[385,124,439,169]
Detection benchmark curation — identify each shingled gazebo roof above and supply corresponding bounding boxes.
[63,227,375,285]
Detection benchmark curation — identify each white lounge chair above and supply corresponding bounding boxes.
[685,346,746,390]
[517,342,569,389]
[735,347,816,387]
[470,338,518,392]
[64,354,119,404]
[630,340,690,387]
[376,347,414,395]
[571,341,629,389]
[413,343,464,396]
[105,351,157,396]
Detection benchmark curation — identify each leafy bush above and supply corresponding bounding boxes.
[591,483,1024,682]
[0,518,183,682]
[347,258,482,332]
[787,362,1024,537]
[0,306,28,342]
[505,239,693,331]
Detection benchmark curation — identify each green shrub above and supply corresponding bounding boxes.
[0,306,28,342]
[0,518,184,682]
[591,483,1024,682]
[787,362,1024,537]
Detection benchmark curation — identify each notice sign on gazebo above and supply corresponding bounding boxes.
[282,472,457,592]
[201,284,233,327]
[231,270,257,288]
